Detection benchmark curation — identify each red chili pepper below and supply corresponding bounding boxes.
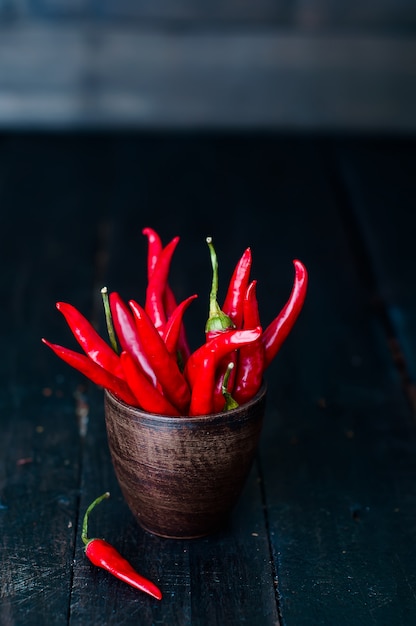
[120,351,181,416]
[56,301,123,378]
[233,280,265,405]
[184,327,262,416]
[109,292,158,387]
[41,338,138,406]
[162,294,198,356]
[222,246,252,329]
[262,259,308,368]
[145,236,180,332]
[82,492,162,600]
[143,227,192,364]
[129,299,191,413]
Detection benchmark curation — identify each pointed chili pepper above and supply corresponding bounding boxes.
[184,327,262,416]
[82,492,162,600]
[109,292,158,387]
[262,259,308,368]
[143,227,192,363]
[222,246,252,329]
[129,299,191,413]
[41,338,138,406]
[145,235,180,332]
[55,301,123,378]
[162,294,198,356]
[233,280,265,405]
[120,351,181,416]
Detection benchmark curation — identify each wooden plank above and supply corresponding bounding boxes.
[0,134,105,624]
[254,136,416,624]
[333,137,416,385]
[0,25,415,131]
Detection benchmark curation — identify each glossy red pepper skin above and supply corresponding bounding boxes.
[109,292,158,387]
[56,301,123,378]
[262,259,308,368]
[120,351,181,416]
[222,247,252,329]
[129,300,191,413]
[82,492,162,601]
[162,294,198,356]
[233,280,265,405]
[85,538,162,600]
[41,338,138,406]
[145,236,180,331]
[184,327,262,416]
[143,227,192,363]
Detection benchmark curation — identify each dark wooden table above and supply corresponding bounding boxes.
[1,130,416,625]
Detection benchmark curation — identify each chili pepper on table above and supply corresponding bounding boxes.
[233,280,265,405]
[129,299,191,413]
[184,327,262,416]
[262,259,308,368]
[55,301,123,378]
[41,339,138,406]
[82,492,162,600]
[120,350,181,415]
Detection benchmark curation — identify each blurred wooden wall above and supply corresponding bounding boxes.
[0,1,415,131]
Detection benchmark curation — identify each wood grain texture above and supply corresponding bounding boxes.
[0,132,416,624]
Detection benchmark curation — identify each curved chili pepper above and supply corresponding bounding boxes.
[142,226,163,278]
[143,227,192,362]
[262,259,308,368]
[233,280,265,405]
[56,301,123,378]
[222,246,252,329]
[120,351,181,416]
[41,338,138,406]
[129,299,191,413]
[162,294,198,356]
[82,492,162,600]
[185,327,262,416]
[145,236,180,332]
[109,292,158,387]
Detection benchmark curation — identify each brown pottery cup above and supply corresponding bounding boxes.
[104,383,267,539]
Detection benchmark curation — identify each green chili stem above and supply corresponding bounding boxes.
[221,362,239,411]
[205,237,234,333]
[101,287,119,353]
[81,491,110,545]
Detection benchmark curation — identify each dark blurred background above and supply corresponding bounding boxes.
[0,0,415,132]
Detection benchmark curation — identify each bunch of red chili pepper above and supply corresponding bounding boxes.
[43,227,308,416]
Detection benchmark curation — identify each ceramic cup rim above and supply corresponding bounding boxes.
[105,380,267,425]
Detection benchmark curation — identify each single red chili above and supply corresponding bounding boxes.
[82,492,162,600]
[109,292,158,387]
[145,235,180,332]
[56,301,123,378]
[41,338,138,406]
[184,327,262,416]
[129,299,191,413]
[162,294,198,356]
[120,351,181,415]
[222,246,252,329]
[143,227,192,363]
[262,259,308,368]
[233,280,265,405]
